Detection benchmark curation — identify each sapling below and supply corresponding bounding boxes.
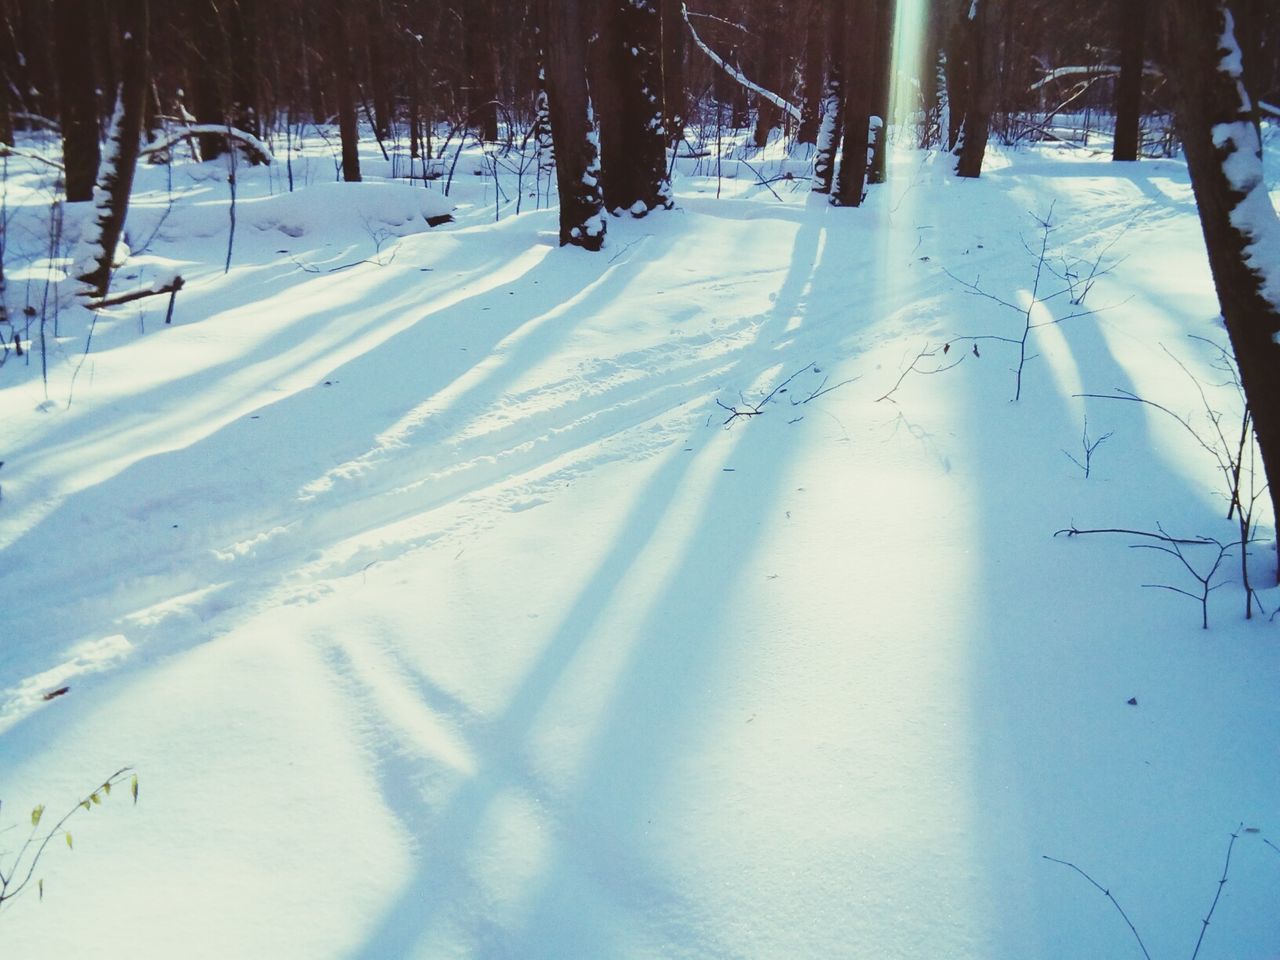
[0,768,138,913]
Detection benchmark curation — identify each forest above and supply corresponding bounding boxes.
[1,1,1279,958]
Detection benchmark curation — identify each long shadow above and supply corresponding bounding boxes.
[0,231,592,734]
[346,205,829,958]
[948,158,1274,958]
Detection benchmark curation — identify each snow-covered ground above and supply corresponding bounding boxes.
[1,129,1278,959]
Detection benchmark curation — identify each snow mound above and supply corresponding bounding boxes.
[241,180,454,240]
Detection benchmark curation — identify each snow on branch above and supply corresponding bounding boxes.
[141,125,274,165]
[0,143,65,171]
[1029,64,1160,91]
[682,3,800,121]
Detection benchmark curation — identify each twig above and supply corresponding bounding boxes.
[876,342,966,403]
[1042,855,1153,960]
[1190,825,1241,960]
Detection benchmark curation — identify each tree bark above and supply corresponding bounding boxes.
[1112,0,1147,161]
[1162,0,1280,580]
[54,0,100,200]
[540,0,605,249]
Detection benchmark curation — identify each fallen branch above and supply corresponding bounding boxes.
[682,3,801,121]
[85,276,184,311]
[141,125,273,165]
[0,144,64,171]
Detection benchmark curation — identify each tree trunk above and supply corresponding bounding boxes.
[1112,0,1146,161]
[1163,0,1280,580]
[54,0,100,200]
[832,0,874,206]
[868,0,894,184]
[797,0,826,145]
[660,0,685,148]
[953,0,992,179]
[328,1,360,182]
[191,0,228,162]
[463,0,499,141]
[77,0,148,300]
[812,0,844,194]
[366,0,393,143]
[595,0,671,216]
[228,0,264,157]
[540,0,605,249]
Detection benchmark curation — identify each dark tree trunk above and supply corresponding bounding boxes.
[54,0,100,200]
[328,1,361,182]
[228,0,263,154]
[366,0,393,143]
[812,0,844,194]
[540,0,605,249]
[752,1,784,149]
[660,0,685,148]
[797,0,826,145]
[1162,0,1280,580]
[868,0,894,183]
[0,0,15,145]
[595,0,671,216]
[191,0,228,161]
[78,0,148,300]
[953,0,993,178]
[1112,0,1146,161]
[463,0,499,141]
[832,0,874,206]
[301,4,327,123]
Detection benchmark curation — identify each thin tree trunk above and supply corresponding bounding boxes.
[1112,0,1146,161]
[1163,0,1280,580]
[328,2,360,182]
[366,0,393,143]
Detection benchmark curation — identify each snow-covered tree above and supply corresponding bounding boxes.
[76,0,149,300]
[1164,0,1280,579]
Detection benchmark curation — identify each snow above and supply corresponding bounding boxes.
[0,127,1278,960]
